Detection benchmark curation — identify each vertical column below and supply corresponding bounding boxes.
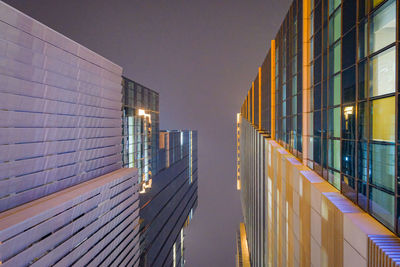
[252,82,255,125]
[271,40,276,140]
[259,67,262,130]
[302,0,311,165]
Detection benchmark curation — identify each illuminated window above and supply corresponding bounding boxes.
[371,96,395,142]
[369,0,395,53]
[369,47,396,97]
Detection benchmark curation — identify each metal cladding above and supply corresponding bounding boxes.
[0,2,140,266]
[0,2,124,212]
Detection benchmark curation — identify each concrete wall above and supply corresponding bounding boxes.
[0,2,123,212]
[239,118,400,267]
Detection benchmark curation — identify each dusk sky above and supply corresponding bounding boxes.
[3,0,291,265]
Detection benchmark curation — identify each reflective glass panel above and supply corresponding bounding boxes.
[369,186,395,230]
[371,96,395,142]
[369,47,396,97]
[370,143,395,192]
[369,0,395,53]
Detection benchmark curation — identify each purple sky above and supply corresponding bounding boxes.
[3,1,291,265]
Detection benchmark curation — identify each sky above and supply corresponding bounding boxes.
[3,0,291,265]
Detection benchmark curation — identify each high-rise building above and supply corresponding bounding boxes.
[0,2,140,266]
[138,130,198,267]
[0,2,198,267]
[121,77,198,267]
[237,0,400,266]
[122,76,160,183]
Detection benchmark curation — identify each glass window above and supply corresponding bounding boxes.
[342,29,356,69]
[314,83,321,110]
[328,107,341,138]
[369,186,395,230]
[328,139,341,170]
[358,142,368,182]
[369,47,396,97]
[329,0,341,15]
[371,96,395,142]
[358,60,368,100]
[314,110,321,135]
[371,0,386,9]
[358,20,368,59]
[370,143,395,192]
[329,9,341,45]
[343,105,356,139]
[369,0,396,53]
[329,73,341,106]
[358,102,368,140]
[342,66,356,104]
[342,140,356,177]
[358,181,367,210]
[343,175,356,202]
[330,170,341,190]
[329,42,341,75]
[342,0,356,34]
[314,136,321,164]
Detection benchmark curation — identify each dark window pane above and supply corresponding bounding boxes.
[342,29,356,69]
[342,140,356,177]
[358,0,366,20]
[358,141,368,182]
[342,0,356,34]
[358,181,367,210]
[314,136,321,164]
[314,83,321,110]
[358,60,368,100]
[342,66,356,104]
[342,175,357,202]
[358,101,368,140]
[314,57,322,84]
[358,20,367,59]
[314,110,321,136]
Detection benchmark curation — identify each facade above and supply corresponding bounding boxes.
[237,0,400,266]
[121,76,199,267]
[0,3,198,267]
[0,2,140,266]
[138,130,198,267]
[122,76,160,184]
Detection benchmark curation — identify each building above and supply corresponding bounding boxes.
[122,76,160,184]
[138,130,198,267]
[121,76,198,267]
[0,2,198,267]
[237,0,400,266]
[0,2,140,266]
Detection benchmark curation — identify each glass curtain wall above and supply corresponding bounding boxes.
[275,0,303,159]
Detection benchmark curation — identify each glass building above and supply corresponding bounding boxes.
[238,0,400,265]
[122,76,160,184]
[122,77,198,267]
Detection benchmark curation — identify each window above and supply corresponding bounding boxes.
[329,9,341,45]
[369,186,395,230]
[328,139,341,170]
[371,96,395,142]
[328,107,341,138]
[369,0,395,53]
[369,47,396,97]
[329,73,341,106]
[329,42,341,75]
[370,143,395,192]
